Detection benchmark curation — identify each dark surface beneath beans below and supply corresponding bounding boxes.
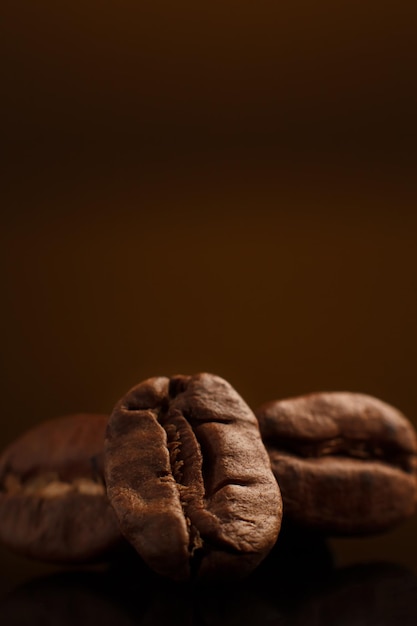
[1,528,417,625]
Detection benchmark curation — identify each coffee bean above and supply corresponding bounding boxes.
[0,414,124,562]
[104,373,282,581]
[256,392,417,534]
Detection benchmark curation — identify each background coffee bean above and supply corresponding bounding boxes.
[0,414,124,563]
[105,373,282,581]
[256,392,417,534]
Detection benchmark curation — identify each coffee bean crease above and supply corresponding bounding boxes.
[105,373,282,580]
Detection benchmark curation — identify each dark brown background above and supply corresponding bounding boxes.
[1,0,417,595]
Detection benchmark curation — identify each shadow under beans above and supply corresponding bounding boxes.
[199,560,417,626]
[0,571,145,626]
[252,524,335,586]
[0,533,332,626]
[290,562,417,626]
[195,531,333,626]
[0,568,203,626]
[1,555,416,626]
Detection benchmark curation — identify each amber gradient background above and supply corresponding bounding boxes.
[1,0,417,594]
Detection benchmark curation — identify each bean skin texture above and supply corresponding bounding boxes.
[105,373,282,581]
[256,392,417,535]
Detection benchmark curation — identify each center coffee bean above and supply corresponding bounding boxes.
[104,373,282,581]
[256,392,417,534]
[0,414,124,562]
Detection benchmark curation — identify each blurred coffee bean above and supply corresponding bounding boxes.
[257,393,417,534]
[0,415,124,563]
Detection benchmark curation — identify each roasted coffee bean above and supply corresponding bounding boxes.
[104,373,282,581]
[256,392,417,534]
[0,414,124,562]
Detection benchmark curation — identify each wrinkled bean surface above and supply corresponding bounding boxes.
[256,392,417,534]
[105,373,282,581]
